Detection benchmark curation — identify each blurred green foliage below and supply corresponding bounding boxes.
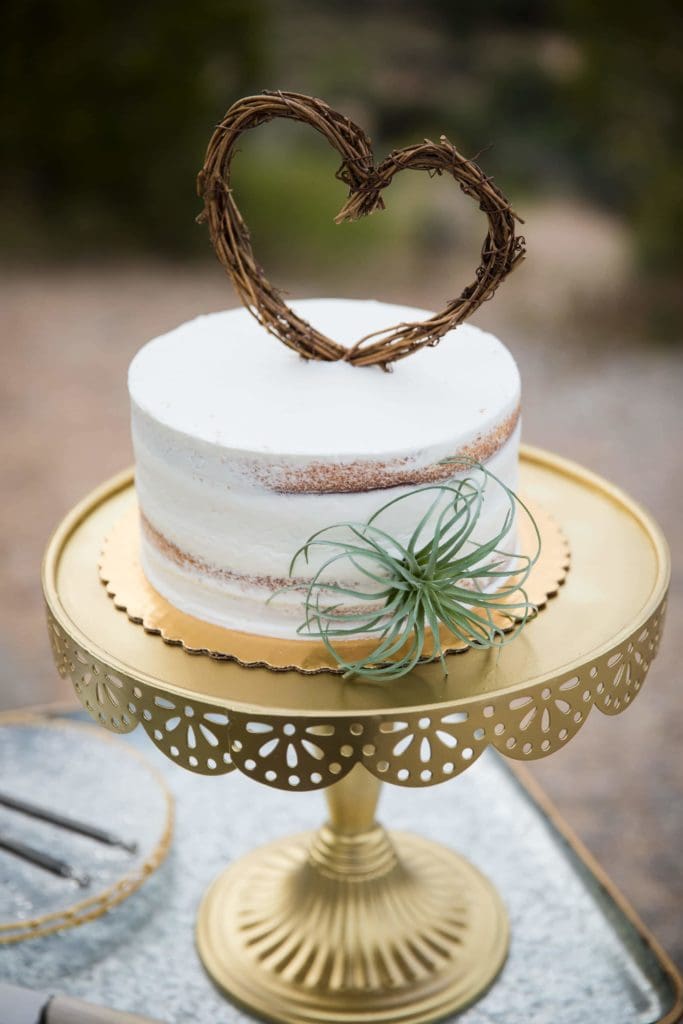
[1,0,681,278]
[561,0,683,273]
[229,125,432,278]
[1,0,265,254]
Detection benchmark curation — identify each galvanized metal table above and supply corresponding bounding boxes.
[1,710,680,1024]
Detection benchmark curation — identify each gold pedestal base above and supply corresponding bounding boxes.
[196,819,508,1024]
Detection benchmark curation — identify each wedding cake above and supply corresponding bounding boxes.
[128,298,521,638]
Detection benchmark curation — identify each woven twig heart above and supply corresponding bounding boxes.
[197,90,525,369]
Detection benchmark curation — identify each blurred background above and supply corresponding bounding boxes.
[1,0,681,963]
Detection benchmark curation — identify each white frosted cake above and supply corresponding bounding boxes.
[129,298,521,637]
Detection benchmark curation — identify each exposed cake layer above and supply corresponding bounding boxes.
[129,299,522,637]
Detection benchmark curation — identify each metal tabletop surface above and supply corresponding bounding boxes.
[1,711,680,1024]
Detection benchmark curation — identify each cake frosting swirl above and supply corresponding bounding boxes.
[129,298,521,637]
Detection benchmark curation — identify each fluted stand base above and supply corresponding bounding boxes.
[196,821,508,1024]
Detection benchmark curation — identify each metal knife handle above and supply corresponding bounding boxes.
[46,995,165,1023]
[0,835,89,887]
[0,791,137,853]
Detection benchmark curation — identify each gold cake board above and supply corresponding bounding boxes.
[98,498,568,671]
[42,446,670,1024]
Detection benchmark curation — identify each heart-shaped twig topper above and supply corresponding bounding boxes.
[198,90,525,369]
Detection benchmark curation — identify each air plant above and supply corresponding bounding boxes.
[279,461,540,681]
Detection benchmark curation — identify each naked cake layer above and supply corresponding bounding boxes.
[129,298,521,636]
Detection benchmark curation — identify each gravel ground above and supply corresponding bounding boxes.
[1,209,681,964]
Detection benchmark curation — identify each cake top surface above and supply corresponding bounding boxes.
[128,298,519,458]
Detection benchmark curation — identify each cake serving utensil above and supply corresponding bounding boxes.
[0,982,165,1023]
[0,790,137,853]
[0,834,90,887]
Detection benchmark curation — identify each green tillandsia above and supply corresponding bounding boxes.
[275,460,541,682]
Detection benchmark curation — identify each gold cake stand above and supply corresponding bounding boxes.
[42,446,669,1024]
